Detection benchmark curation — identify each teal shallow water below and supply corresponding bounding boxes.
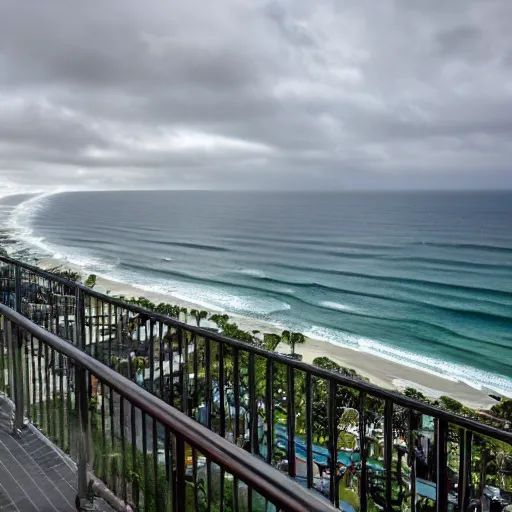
[3,191,512,396]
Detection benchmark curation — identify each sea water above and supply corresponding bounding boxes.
[2,190,512,396]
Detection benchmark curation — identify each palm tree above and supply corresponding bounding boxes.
[281,331,306,355]
[209,314,229,330]
[263,333,281,351]
[155,302,176,317]
[190,309,208,327]
[84,274,97,289]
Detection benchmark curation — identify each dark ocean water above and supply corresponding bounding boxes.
[2,190,512,395]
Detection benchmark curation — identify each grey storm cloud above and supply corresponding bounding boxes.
[1,0,512,192]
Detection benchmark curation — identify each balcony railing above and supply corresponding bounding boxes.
[0,302,334,511]
[1,254,512,512]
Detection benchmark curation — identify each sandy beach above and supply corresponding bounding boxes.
[37,258,499,411]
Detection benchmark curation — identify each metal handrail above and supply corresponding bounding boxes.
[1,254,510,444]
[0,302,335,512]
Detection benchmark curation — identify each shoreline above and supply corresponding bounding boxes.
[37,257,499,411]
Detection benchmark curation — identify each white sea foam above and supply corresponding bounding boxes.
[6,192,60,256]
[239,268,266,278]
[5,190,120,273]
[169,287,291,316]
[278,287,296,294]
[320,301,357,312]
[303,325,512,398]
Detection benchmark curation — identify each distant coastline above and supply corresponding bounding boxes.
[2,190,512,410]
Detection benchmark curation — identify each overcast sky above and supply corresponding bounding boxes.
[1,0,512,192]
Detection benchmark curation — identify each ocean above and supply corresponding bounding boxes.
[1,190,512,397]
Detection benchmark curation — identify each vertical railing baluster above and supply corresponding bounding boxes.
[192,333,198,419]
[384,399,393,512]
[30,333,36,422]
[164,428,171,496]
[109,386,116,485]
[106,302,112,365]
[87,293,92,351]
[219,343,226,438]
[59,350,65,451]
[192,447,199,511]
[205,337,211,427]
[408,409,417,512]
[53,288,61,445]
[168,325,175,409]
[329,380,338,507]
[13,267,24,430]
[48,280,54,334]
[458,429,472,512]
[436,418,449,512]
[13,325,24,431]
[44,342,51,437]
[205,339,212,511]
[98,300,104,366]
[101,375,107,483]
[0,316,5,393]
[359,392,368,512]
[287,365,296,478]
[182,328,189,416]
[6,319,13,400]
[51,347,57,441]
[233,347,240,512]
[266,358,274,467]
[219,343,226,512]
[64,295,69,339]
[306,372,313,489]
[76,363,89,503]
[147,318,159,509]
[5,319,12,400]
[177,327,184,412]
[158,322,164,398]
[152,416,159,512]
[142,409,149,512]
[249,352,258,455]
[24,331,31,422]
[175,436,186,512]
[119,396,127,504]
[131,402,139,508]
[149,319,155,395]
[247,352,256,512]
[37,337,43,429]
[14,266,21,313]
[86,295,93,403]
[76,288,85,350]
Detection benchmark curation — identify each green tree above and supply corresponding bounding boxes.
[263,333,281,351]
[491,399,512,425]
[281,331,305,355]
[209,314,229,329]
[222,322,253,343]
[47,265,82,282]
[403,387,430,404]
[190,309,208,327]
[84,274,97,289]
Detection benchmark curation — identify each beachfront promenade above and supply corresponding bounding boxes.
[1,254,511,511]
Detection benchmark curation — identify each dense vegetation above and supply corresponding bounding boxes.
[12,265,512,509]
